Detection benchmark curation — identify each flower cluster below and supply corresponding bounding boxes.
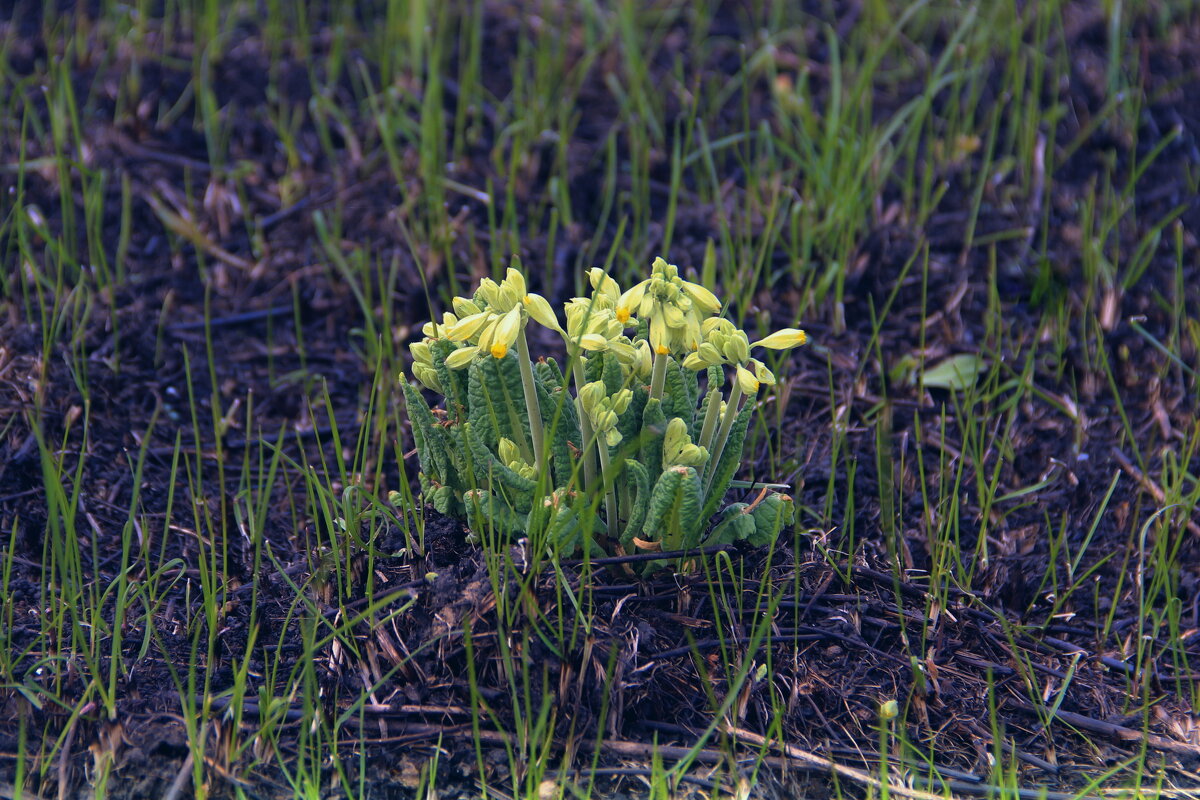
[402,258,809,569]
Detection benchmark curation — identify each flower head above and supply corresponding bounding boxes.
[618,257,721,356]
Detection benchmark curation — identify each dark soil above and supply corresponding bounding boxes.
[2,2,1199,798]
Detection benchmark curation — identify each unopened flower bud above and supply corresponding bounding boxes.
[736,365,760,394]
[409,341,433,364]
[578,381,606,414]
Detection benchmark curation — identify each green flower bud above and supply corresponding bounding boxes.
[597,409,618,433]
[578,381,606,414]
[723,332,750,364]
[409,340,433,365]
[498,437,521,466]
[677,443,708,466]
[681,280,722,315]
[634,340,653,380]
[587,268,621,302]
[496,282,521,312]
[411,364,443,393]
[422,312,458,339]
[475,277,500,306]
[663,417,688,457]
[476,317,496,353]
[607,338,636,364]
[698,341,723,365]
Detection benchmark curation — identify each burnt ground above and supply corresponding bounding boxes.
[1,2,1200,798]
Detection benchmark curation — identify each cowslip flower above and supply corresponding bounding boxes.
[753,328,807,350]
[617,257,720,356]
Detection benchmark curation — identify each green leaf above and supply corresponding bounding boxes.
[660,358,692,424]
[401,380,449,484]
[617,384,648,452]
[920,354,986,391]
[601,350,624,397]
[638,398,667,479]
[747,492,794,547]
[463,489,524,537]
[619,458,651,549]
[464,422,536,497]
[703,502,755,546]
[430,338,469,419]
[468,355,531,457]
[643,466,702,552]
[535,379,581,488]
[534,356,567,388]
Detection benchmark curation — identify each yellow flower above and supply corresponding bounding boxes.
[445,345,479,370]
[447,312,493,342]
[616,281,649,321]
[587,268,621,303]
[522,293,561,332]
[579,333,611,351]
[736,365,760,394]
[504,267,527,298]
[753,328,808,350]
[750,358,776,386]
[490,342,508,359]
[491,306,522,354]
[422,312,458,339]
[452,297,481,318]
[680,280,721,315]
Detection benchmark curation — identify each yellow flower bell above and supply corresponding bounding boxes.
[753,328,808,350]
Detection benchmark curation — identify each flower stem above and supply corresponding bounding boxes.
[703,380,745,495]
[515,328,545,475]
[696,387,722,454]
[569,356,598,495]
[649,350,669,401]
[594,437,619,538]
